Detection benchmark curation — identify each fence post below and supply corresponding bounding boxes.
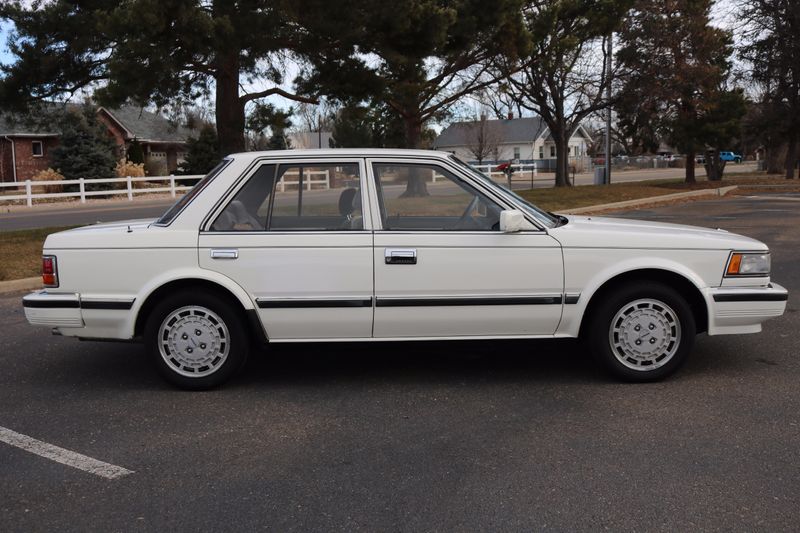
[126,176,133,200]
[169,174,176,198]
[25,180,32,207]
[79,178,86,203]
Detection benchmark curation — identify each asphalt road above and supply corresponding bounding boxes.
[0,162,758,231]
[1,193,798,531]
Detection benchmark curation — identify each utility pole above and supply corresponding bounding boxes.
[604,32,613,185]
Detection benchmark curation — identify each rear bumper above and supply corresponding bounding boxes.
[22,291,83,328]
[706,282,788,335]
[22,291,136,338]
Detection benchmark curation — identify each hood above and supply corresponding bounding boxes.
[549,215,767,251]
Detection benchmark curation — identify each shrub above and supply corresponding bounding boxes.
[30,168,65,194]
[115,158,147,189]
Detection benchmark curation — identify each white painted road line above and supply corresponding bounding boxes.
[0,426,134,480]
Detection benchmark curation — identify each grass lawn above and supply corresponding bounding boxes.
[519,173,800,212]
[0,226,77,281]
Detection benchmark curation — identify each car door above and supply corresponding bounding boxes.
[198,157,373,340]
[366,158,564,338]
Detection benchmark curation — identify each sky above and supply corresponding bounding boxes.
[0,21,12,66]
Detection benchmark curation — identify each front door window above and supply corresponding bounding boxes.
[372,163,503,231]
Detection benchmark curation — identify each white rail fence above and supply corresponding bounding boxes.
[277,169,330,192]
[0,175,203,207]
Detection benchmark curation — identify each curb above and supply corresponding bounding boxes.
[559,186,738,215]
[0,277,41,295]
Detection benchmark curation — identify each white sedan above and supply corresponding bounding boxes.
[23,149,788,389]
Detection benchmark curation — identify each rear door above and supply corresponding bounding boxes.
[366,158,564,338]
[198,157,373,340]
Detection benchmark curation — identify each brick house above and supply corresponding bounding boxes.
[0,106,197,183]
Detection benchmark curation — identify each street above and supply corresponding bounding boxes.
[0,162,758,231]
[1,192,798,531]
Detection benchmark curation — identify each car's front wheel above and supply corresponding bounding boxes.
[144,290,250,390]
[588,282,696,381]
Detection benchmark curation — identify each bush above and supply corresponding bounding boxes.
[30,168,65,194]
[115,159,147,189]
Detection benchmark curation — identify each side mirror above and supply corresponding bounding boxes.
[499,209,534,233]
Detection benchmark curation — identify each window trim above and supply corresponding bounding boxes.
[31,140,44,157]
[202,157,370,233]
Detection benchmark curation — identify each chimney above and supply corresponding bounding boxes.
[507,112,514,120]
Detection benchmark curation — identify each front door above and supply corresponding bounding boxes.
[199,158,373,340]
[367,159,564,338]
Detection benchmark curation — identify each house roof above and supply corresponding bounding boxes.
[99,106,195,143]
[0,114,58,136]
[435,117,547,147]
[0,104,195,143]
[434,116,592,147]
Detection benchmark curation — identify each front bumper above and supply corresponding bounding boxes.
[22,291,83,328]
[706,282,788,335]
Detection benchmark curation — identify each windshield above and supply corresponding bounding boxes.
[447,155,558,228]
[154,159,230,226]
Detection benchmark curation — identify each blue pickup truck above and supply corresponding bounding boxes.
[719,151,743,163]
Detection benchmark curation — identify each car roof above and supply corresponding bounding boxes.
[225,148,453,162]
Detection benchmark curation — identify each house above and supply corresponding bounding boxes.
[433,116,592,167]
[0,105,197,183]
[288,130,333,149]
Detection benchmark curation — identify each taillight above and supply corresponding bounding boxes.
[42,255,58,287]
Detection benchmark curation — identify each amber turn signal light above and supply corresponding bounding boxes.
[726,253,742,276]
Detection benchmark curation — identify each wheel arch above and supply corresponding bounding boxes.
[131,274,267,345]
[576,268,708,338]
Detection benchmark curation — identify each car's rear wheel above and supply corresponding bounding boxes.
[588,282,696,381]
[144,290,250,390]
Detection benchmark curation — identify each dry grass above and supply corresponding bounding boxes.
[518,173,800,211]
[0,226,76,281]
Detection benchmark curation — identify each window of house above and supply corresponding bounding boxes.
[31,141,44,157]
[550,145,556,157]
[372,163,503,231]
[539,146,544,159]
[513,147,521,160]
[211,162,363,231]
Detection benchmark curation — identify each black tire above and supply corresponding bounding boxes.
[587,281,696,382]
[144,289,250,390]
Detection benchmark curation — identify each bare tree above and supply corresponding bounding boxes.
[497,1,626,186]
[466,115,502,164]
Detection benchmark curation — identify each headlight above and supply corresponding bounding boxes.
[725,252,770,276]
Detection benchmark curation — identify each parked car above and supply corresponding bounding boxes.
[695,154,706,164]
[719,151,743,163]
[23,149,788,389]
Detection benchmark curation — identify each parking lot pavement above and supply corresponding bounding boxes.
[1,194,798,532]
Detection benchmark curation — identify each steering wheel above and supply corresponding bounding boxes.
[454,194,481,229]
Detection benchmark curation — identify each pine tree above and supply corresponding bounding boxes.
[179,125,220,175]
[127,138,145,165]
[50,107,117,190]
[616,0,741,183]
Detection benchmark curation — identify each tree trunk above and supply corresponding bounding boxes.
[766,142,785,174]
[553,127,571,187]
[684,147,696,184]
[704,150,726,181]
[400,114,429,197]
[786,132,797,179]
[214,54,246,156]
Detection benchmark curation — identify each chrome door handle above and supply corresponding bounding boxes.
[210,249,238,260]
[385,248,417,265]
